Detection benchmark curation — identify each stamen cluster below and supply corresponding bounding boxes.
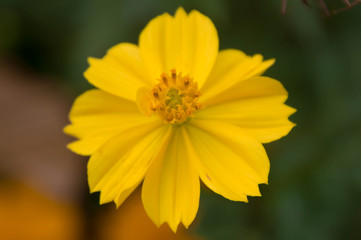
[149,69,201,124]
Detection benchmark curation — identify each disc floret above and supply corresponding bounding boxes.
[138,69,201,124]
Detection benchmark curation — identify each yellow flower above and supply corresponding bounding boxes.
[64,7,296,232]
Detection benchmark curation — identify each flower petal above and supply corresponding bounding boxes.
[201,49,275,102]
[142,127,200,232]
[197,76,296,143]
[182,121,269,202]
[88,124,172,207]
[84,43,151,101]
[64,89,160,155]
[139,7,218,88]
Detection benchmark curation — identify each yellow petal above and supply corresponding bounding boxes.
[142,127,200,232]
[64,89,160,156]
[139,7,218,88]
[182,121,270,202]
[88,124,172,207]
[84,43,151,102]
[197,77,296,143]
[97,190,201,240]
[201,49,275,102]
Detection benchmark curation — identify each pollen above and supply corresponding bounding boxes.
[137,69,202,124]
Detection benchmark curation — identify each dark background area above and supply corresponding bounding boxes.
[0,0,361,239]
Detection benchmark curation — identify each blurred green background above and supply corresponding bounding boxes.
[1,0,361,239]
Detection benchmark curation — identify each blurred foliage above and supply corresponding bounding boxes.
[0,181,83,240]
[1,0,361,239]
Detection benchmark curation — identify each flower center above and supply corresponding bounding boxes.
[137,69,201,124]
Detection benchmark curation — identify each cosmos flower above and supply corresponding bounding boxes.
[64,7,296,232]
